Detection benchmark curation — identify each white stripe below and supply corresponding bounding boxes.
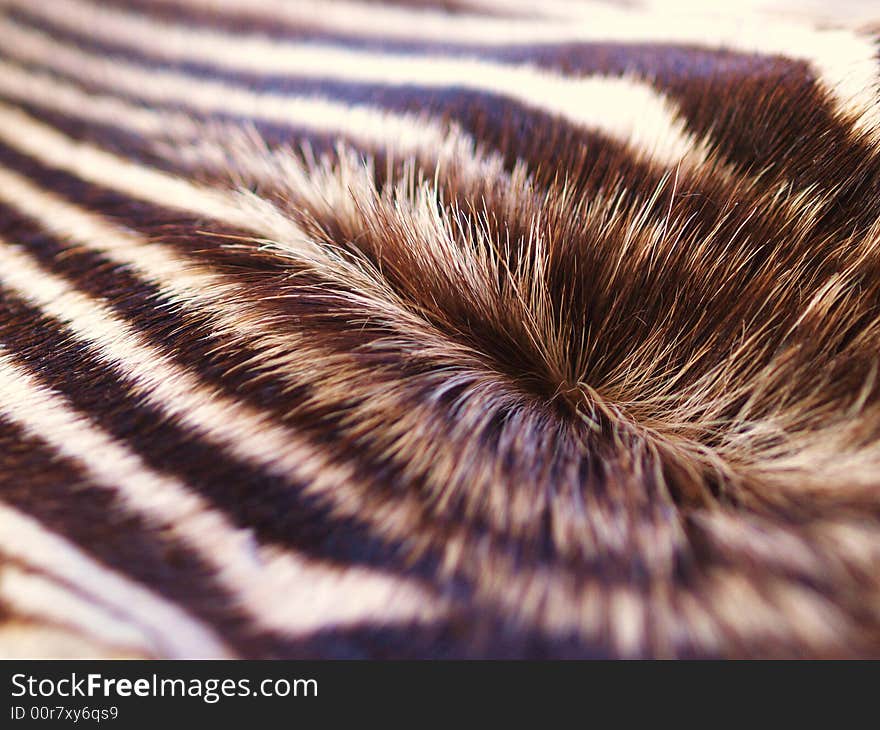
[0,621,146,658]
[0,501,229,657]
[638,0,880,30]
[0,12,710,167]
[0,342,444,637]
[0,564,163,656]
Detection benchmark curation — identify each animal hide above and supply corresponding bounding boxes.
[0,0,879,658]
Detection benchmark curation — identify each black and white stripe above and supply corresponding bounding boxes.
[0,0,879,658]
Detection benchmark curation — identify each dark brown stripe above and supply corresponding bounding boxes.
[0,415,265,657]
[0,285,457,587]
[0,416,572,658]
[660,60,880,239]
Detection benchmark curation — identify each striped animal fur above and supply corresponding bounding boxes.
[1,0,880,658]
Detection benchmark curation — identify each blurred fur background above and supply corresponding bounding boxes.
[0,0,879,657]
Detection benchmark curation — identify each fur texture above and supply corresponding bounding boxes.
[0,0,880,658]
